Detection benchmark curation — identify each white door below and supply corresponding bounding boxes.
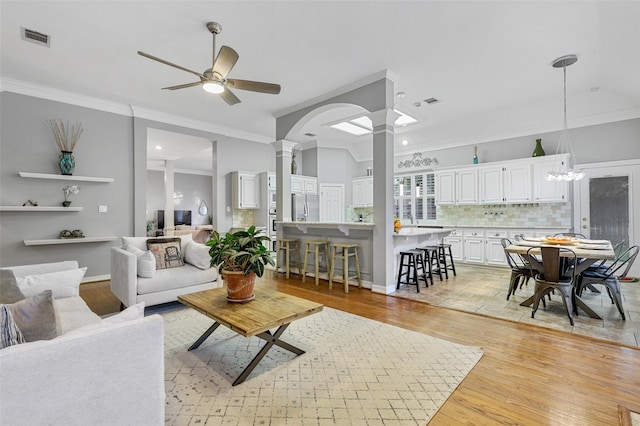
[575,161,639,276]
[320,184,345,222]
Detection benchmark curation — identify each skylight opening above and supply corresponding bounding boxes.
[329,122,371,136]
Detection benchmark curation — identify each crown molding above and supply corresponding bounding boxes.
[0,78,272,144]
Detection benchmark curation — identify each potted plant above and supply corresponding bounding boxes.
[206,225,274,302]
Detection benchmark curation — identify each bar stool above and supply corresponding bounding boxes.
[302,240,331,286]
[423,243,456,279]
[396,250,428,292]
[329,243,362,293]
[438,243,457,277]
[417,246,441,286]
[275,238,301,279]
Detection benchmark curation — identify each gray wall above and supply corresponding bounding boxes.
[402,118,640,169]
[146,170,213,227]
[0,92,133,277]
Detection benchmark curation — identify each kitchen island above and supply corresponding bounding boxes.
[277,222,453,293]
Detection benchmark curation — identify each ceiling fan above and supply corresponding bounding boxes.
[138,21,281,105]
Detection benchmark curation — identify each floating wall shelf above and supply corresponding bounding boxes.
[24,236,118,246]
[19,172,114,183]
[0,206,83,212]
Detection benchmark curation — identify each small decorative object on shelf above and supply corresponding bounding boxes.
[62,185,80,207]
[22,199,38,206]
[48,119,83,175]
[473,146,479,164]
[532,138,546,157]
[59,229,85,239]
[393,216,402,233]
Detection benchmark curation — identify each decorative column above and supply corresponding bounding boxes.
[273,140,298,226]
[369,108,399,294]
[164,160,175,234]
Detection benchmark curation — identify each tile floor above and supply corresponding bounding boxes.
[392,263,640,348]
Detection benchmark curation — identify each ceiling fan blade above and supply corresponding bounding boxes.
[138,51,204,78]
[227,79,281,94]
[162,81,203,90]
[212,46,239,79]
[219,88,241,106]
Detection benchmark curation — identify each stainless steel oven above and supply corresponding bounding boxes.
[269,190,276,209]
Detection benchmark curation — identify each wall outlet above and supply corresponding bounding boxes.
[98,205,108,213]
[226,206,231,213]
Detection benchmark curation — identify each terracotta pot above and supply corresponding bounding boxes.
[222,270,256,303]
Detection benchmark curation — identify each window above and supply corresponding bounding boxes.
[393,172,436,222]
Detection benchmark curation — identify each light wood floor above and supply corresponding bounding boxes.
[81,272,640,425]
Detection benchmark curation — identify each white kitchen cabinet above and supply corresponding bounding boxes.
[291,175,317,195]
[352,176,373,207]
[443,229,463,262]
[532,154,569,202]
[479,164,532,203]
[232,171,259,209]
[463,229,485,264]
[456,169,479,204]
[485,229,509,266]
[435,171,456,205]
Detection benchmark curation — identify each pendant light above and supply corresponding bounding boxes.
[545,54,585,182]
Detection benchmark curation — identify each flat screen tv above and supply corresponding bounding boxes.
[157,210,192,230]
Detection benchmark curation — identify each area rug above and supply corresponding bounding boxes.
[161,306,483,425]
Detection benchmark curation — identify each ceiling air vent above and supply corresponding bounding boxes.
[21,27,50,47]
[304,132,317,137]
[424,97,440,105]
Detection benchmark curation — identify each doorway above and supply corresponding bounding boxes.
[574,161,639,276]
[319,184,345,222]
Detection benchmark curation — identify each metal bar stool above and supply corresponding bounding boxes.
[396,250,428,292]
[329,243,362,293]
[302,240,331,285]
[275,238,301,279]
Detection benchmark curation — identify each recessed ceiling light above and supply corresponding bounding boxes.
[402,139,409,146]
[155,145,163,150]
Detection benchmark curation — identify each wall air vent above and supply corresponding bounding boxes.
[304,132,317,137]
[21,27,50,47]
[424,97,440,105]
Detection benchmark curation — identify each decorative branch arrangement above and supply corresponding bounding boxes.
[48,119,84,152]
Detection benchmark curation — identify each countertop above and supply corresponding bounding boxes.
[278,221,375,227]
[393,228,455,237]
[409,224,569,230]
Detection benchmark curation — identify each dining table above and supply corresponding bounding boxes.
[505,237,616,320]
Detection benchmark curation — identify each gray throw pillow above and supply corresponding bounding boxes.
[0,269,25,304]
[5,290,57,342]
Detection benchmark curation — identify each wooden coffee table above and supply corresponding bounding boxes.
[178,287,323,386]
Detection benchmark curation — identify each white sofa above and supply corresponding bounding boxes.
[0,261,165,425]
[111,235,220,308]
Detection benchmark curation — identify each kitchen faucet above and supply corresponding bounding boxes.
[408,214,414,225]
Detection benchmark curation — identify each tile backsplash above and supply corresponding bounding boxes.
[232,209,256,227]
[435,203,572,228]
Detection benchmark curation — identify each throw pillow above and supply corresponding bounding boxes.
[0,304,26,349]
[103,302,145,324]
[125,245,156,278]
[184,242,211,270]
[15,268,87,299]
[3,290,57,343]
[147,238,184,270]
[1,269,25,304]
[137,251,156,278]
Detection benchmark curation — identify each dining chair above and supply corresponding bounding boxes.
[501,238,534,300]
[527,246,578,326]
[575,245,639,320]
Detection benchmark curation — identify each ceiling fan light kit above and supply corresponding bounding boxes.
[545,54,585,182]
[138,21,281,105]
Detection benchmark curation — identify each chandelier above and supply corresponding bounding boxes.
[545,54,585,182]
